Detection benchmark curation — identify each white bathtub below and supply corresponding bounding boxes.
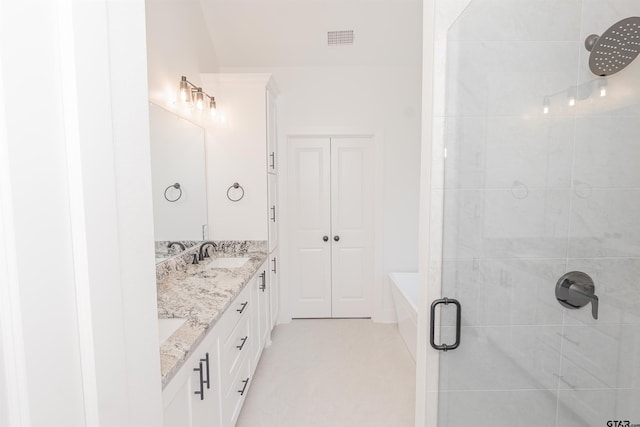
[389,272,419,361]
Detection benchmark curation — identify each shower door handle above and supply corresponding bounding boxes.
[430,298,461,352]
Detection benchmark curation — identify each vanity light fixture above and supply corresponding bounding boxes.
[178,75,217,114]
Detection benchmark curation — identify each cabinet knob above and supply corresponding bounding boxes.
[333,235,340,242]
[323,236,329,242]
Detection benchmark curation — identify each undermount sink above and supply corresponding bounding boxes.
[205,257,250,269]
[158,318,186,344]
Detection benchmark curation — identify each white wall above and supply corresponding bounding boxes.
[221,65,423,322]
[200,74,271,241]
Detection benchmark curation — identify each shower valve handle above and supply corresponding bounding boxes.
[555,271,599,320]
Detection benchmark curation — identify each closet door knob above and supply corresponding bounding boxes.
[323,236,329,242]
[333,235,340,242]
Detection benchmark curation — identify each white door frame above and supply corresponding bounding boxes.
[279,129,384,323]
[0,1,163,425]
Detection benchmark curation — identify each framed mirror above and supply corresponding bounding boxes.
[148,103,208,262]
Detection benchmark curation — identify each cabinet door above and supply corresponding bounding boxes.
[266,88,277,174]
[288,137,332,318]
[163,377,193,427]
[250,263,269,369]
[191,348,220,427]
[269,248,279,328]
[164,350,219,427]
[268,173,278,252]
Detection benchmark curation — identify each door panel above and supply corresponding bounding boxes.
[330,138,374,317]
[288,138,332,317]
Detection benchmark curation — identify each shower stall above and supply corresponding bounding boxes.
[419,1,640,426]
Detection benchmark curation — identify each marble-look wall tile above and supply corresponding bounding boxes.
[444,117,487,190]
[445,41,580,117]
[440,325,562,391]
[438,389,558,427]
[443,259,565,327]
[568,190,640,258]
[445,116,575,190]
[439,325,562,391]
[447,0,581,42]
[484,117,574,189]
[443,189,571,259]
[557,388,640,427]
[573,117,640,188]
[560,324,640,389]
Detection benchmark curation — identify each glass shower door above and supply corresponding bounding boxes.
[430,1,640,426]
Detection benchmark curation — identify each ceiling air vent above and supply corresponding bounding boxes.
[328,30,354,46]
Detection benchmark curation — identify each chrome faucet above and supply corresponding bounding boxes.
[198,241,216,261]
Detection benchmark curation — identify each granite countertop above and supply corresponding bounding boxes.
[156,241,268,388]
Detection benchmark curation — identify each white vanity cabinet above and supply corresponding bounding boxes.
[162,263,274,427]
[162,321,220,427]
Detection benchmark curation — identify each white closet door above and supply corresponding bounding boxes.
[330,137,374,317]
[288,137,332,318]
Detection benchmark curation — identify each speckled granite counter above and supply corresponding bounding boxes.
[156,240,268,388]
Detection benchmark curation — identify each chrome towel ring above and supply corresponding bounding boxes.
[164,183,182,202]
[227,182,245,202]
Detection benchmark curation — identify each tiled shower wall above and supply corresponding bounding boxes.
[431,1,640,426]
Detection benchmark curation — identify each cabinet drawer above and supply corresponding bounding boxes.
[223,355,251,427]
[220,309,251,392]
[216,282,252,345]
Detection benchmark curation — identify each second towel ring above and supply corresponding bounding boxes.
[227,182,245,202]
[164,183,182,202]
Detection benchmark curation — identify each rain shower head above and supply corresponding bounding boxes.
[585,16,640,76]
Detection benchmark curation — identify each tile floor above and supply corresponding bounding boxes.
[236,319,416,427]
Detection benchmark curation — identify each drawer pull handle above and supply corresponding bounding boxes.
[269,152,275,169]
[236,301,248,314]
[200,353,210,389]
[237,336,248,351]
[270,206,276,222]
[193,361,205,400]
[272,257,277,274]
[238,377,250,396]
[259,271,266,292]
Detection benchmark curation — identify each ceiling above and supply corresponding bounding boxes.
[198,0,423,68]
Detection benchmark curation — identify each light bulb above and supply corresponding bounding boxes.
[568,97,576,107]
[179,76,189,103]
[195,88,204,110]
